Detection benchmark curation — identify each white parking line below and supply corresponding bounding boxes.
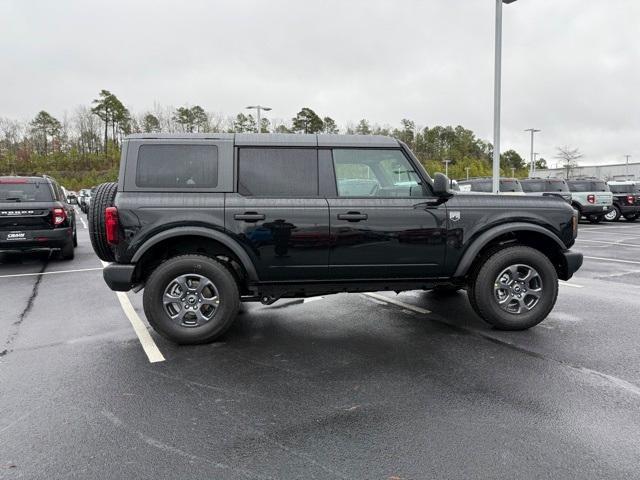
[577,239,640,248]
[100,260,165,363]
[584,256,640,266]
[78,215,87,229]
[0,267,103,279]
[363,293,431,314]
[559,281,584,288]
[580,225,639,231]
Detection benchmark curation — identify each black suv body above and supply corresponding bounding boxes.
[90,134,582,344]
[605,181,640,222]
[0,175,77,258]
[520,178,572,204]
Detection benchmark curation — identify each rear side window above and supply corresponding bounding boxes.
[521,181,545,192]
[136,144,218,188]
[610,183,639,193]
[500,180,523,192]
[238,148,318,197]
[546,180,569,192]
[0,182,53,202]
[568,182,590,192]
[592,181,609,192]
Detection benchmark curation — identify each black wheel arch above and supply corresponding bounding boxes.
[130,227,259,285]
[453,223,570,280]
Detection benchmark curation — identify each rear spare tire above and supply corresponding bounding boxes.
[468,245,558,331]
[88,182,117,262]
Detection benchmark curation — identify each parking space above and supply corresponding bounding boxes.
[2,219,640,479]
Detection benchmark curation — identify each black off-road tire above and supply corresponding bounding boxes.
[88,182,117,262]
[604,205,621,222]
[468,245,558,331]
[142,255,240,345]
[59,238,75,260]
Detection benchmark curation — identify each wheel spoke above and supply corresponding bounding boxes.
[494,263,544,315]
[162,272,219,327]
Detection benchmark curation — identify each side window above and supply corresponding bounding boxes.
[136,144,218,188]
[238,148,318,197]
[332,149,424,198]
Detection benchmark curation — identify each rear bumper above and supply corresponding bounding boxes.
[560,250,583,281]
[103,263,136,291]
[0,227,72,252]
[619,205,640,215]
[580,204,611,216]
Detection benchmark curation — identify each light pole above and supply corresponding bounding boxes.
[625,154,632,179]
[493,0,518,194]
[246,105,272,133]
[511,167,515,178]
[466,167,471,180]
[442,159,451,177]
[532,152,539,176]
[525,128,541,177]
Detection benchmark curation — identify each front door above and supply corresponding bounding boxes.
[225,147,330,281]
[327,148,447,279]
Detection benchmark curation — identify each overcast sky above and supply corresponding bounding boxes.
[2,0,638,165]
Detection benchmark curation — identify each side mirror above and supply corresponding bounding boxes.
[432,173,453,198]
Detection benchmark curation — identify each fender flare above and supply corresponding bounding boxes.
[453,222,566,278]
[131,226,259,282]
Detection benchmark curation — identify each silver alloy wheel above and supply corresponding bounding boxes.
[604,209,618,221]
[162,273,220,327]
[493,264,543,315]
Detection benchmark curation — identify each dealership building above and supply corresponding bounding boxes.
[537,161,640,181]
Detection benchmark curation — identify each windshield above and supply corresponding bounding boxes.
[0,182,53,202]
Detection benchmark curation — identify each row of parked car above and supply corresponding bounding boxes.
[456,177,640,223]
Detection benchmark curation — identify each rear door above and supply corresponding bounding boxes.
[225,147,330,281]
[326,148,447,279]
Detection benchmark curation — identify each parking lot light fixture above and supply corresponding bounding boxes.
[525,128,541,176]
[246,105,272,133]
[493,0,518,194]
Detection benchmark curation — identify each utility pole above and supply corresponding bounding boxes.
[466,167,470,180]
[525,128,541,176]
[246,105,272,133]
[625,154,632,180]
[492,0,519,194]
[442,159,451,177]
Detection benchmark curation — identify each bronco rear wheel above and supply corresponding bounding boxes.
[604,205,621,222]
[88,182,117,262]
[143,255,240,344]
[468,245,558,331]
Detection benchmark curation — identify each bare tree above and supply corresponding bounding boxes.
[555,146,583,179]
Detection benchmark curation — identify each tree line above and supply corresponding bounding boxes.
[1,89,570,189]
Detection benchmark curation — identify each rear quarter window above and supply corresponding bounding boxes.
[136,144,218,188]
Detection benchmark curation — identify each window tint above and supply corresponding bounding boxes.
[238,148,318,197]
[546,180,569,192]
[568,181,590,192]
[333,149,424,198]
[592,181,609,192]
[521,181,545,192]
[500,180,523,192]
[136,144,218,188]
[610,183,639,193]
[0,182,53,202]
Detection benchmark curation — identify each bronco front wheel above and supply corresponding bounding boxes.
[468,246,558,330]
[143,255,240,344]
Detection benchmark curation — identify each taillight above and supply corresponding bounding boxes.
[105,206,119,245]
[627,195,635,205]
[587,194,595,204]
[53,207,66,226]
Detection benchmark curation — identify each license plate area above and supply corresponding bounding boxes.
[4,231,27,241]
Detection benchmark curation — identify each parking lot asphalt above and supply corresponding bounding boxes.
[2,213,640,479]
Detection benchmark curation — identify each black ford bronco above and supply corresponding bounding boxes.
[1,175,77,259]
[89,134,582,344]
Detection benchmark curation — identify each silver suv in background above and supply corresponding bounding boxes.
[520,178,572,203]
[567,178,613,224]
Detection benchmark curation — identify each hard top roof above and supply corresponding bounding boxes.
[0,175,51,183]
[125,133,399,148]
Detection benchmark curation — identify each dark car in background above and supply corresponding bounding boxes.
[457,177,525,195]
[605,181,640,222]
[0,175,77,259]
[520,178,572,203]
